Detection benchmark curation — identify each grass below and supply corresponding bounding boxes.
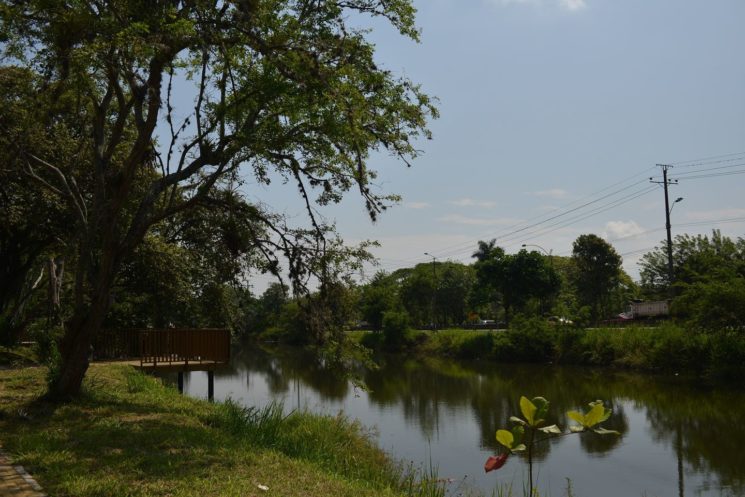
[350,321,745,380]
[0,344,39,367]
[0,363,447,497]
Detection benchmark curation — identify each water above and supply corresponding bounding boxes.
[171,344,745,497]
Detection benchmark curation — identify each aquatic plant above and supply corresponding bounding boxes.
[485,396,619,496]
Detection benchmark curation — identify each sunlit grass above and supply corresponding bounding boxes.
[0,364,446,497]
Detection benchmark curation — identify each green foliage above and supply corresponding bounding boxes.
[354,321,745,379]
[1,364,443,497]
[496,316,556,363]
[423,329,495,360]
[125,369,158,394]
[566,401,616,434]
[1,0,436,397]
[490,395,618,495]
[265,301,310,344]
[708,331,745,380]
[472,241,559,324]
[382,310,411,350]
[641,230,745,294]
[571,234,622,321]
[211,398,445,495]
[360,271,400,331]
[674,278,745,330]
[639,230,745,331]
[579,324,710,373]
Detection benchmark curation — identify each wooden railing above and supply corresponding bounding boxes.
[139,328,230,366]
[93,328,231,366]
[92,329,143,360]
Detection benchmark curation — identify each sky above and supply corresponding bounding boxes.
[246,0,745,291]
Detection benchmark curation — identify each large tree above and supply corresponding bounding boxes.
[640,230,745,328]
[472,241,559,324]
[640,230,745,297]
[570,234,622,321]
[1,0,436,398]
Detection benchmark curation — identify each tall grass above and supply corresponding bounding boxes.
[212,399,447,497]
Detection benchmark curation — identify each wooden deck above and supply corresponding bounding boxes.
[111,360,225,372]
[92,328,231,400]
[93,328,230,368]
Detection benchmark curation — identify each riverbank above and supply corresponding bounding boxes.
[351,319,745,381]
[0,363,444,497]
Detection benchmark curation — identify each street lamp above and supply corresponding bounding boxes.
[521,243,552,257]
[424,252,438,331]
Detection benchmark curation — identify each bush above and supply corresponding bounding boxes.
[382,311,410,350]
[579,328,616,365]
[425,330,495,360]
[708,331,745,380]
[455,332,495,360]
[499,316,555,363]
[675,279,745,331]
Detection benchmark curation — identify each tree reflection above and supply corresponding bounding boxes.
[230,343,744,495]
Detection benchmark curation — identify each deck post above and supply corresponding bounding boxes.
[177,371,184,393]
[207,370,215,402]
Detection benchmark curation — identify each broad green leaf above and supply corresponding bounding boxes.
[589,400,612,423]
[510,416,527,426]
[520,396,537,426]
[512,443,527,452]
[539,424,562,435]
[567,410,585,425]
[569,425,585,433]
[584,403,606,427]
[496,429,514,449]
[592,427,620,435]
[533,397,550,421]
[511,425,525,444]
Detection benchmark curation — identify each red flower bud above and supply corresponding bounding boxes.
[484,453,508,473]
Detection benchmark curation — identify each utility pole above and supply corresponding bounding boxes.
[650,165,679,297]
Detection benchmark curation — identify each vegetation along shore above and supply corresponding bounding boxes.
[0,362,446,497]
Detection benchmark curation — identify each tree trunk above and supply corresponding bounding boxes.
[48,273,111,400]
[47,256,64,325]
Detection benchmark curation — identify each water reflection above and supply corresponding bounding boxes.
[175,343,745,497]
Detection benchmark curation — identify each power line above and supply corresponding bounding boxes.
[677,169,745,181]
[381,152,744,270]
[674,162,745,176]
[671,151,745,167]
[403,166,658,262]
[431,180,654,260]
[498,186,658,250]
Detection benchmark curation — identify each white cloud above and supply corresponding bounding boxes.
[404,202,431,209]
[531,188,570,200]
[604,220,645,240]
[449,198,498,208]
[559,0,586,11]
[438,214,521,226]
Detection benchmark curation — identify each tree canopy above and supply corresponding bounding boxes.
[571,234,622,322]
[1,0,436,397]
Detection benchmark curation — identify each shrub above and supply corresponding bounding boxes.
[382,310,410,350]
[708,331,745,380]
[501,316,555,363]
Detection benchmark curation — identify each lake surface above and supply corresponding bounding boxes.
[169,344,745,497]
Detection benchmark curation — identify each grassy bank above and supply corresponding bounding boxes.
[0,363,444,497]
[353,320,745,380]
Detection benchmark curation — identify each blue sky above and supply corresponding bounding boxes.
[247,0,745,289]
